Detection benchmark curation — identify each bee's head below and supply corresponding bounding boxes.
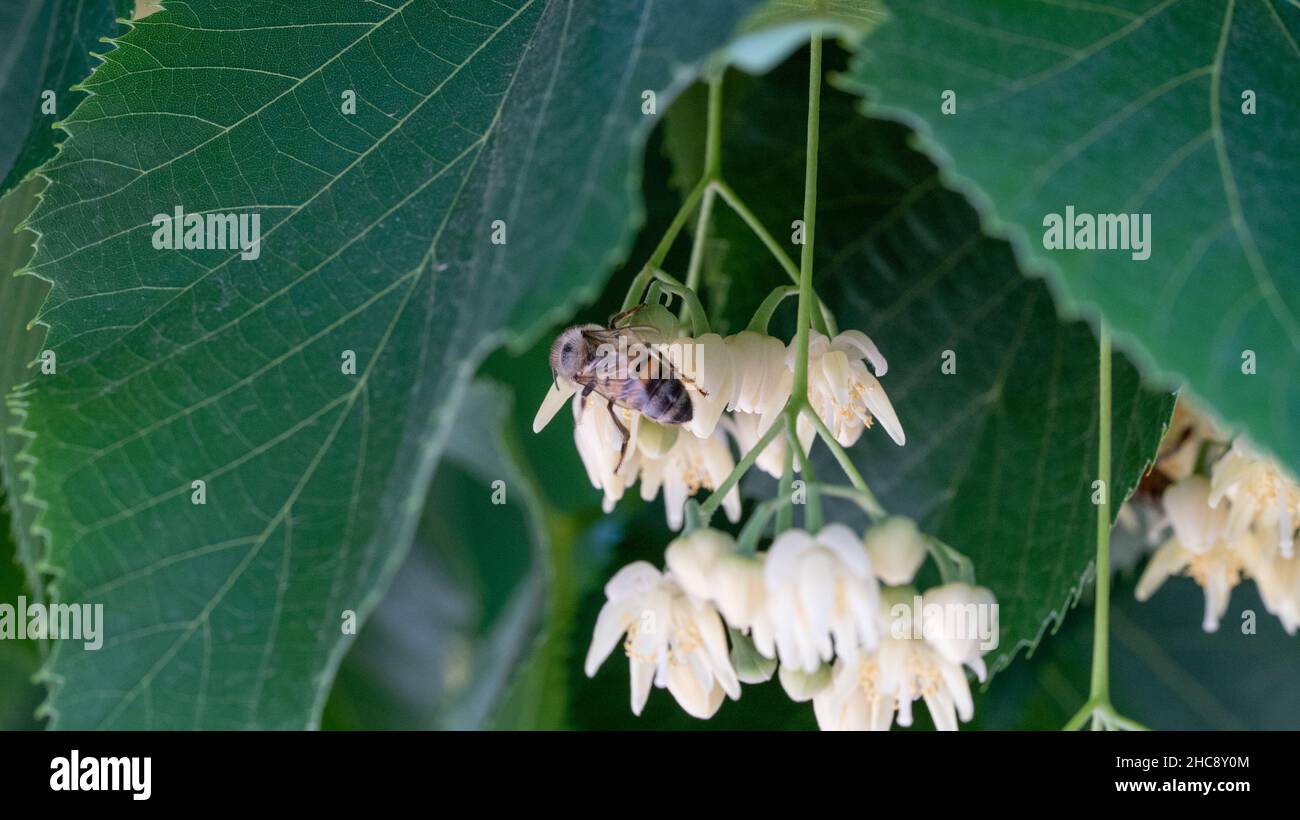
[550,325,595,382]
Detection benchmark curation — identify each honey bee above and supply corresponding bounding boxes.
[550,305,701,471]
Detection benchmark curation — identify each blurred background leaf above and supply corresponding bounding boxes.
[0,0,131,195]
[0,493,42,730]
[972,572,1300,730]
[0,179,48,606]
[322,381,548,730]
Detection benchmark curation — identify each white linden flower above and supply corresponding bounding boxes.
[1250,540,1300,635]
[726,411,787,478]
[1136,536,1245,633]
[1135,477,1247,632]
[1134,473,1300,633]
[814,586,990,731]
[664,528,775,660]
[637,422,741,530]
[585,561,740,719]
[920,582,998,684]
[569,392,642,513]
[1162,475,1229,555]
[763,524,880,673]
[665,332,733,439]
[724,331,793,422]
[664,527,735,601]
[1210,440,1300,559]
[796,329,905,449]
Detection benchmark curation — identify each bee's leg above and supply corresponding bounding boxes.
[607,303,647,329]
[606,402,630,473]
[672,369,708,397]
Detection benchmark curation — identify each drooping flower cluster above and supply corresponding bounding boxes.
[586,521,999,729]
[1132,402,1300,633]
[533,311,904,530]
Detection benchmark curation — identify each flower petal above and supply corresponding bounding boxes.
[860,372,906,446]
[532,380,577,433]
[835,329,889,377]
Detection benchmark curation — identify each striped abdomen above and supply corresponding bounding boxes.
[626,377,693,425]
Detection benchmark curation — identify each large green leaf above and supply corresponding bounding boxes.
[322,381,548,730]
[0,0,130,195]
[13,0,763,729]
[842,0,1300,471]
[692,49,1175,675]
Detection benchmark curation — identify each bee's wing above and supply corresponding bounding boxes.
[579,327,630,346]
[575,374,640,410]
[581,326,684,383]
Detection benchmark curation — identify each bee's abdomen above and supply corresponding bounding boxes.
[640,378,692,425]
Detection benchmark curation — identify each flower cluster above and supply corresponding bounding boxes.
[1132,403,1300,633]
[532,312,905,530]
[584,521,998,729]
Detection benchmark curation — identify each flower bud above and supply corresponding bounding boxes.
[728,628,777,684]
[636,418,679,459]
[778,662,831,702]
[712,552,765,627]
[633,304,679,343]
[664,527,734,602]
[863,516,928,585]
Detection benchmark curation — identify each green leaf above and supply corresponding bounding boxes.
[841,0,1300,471]
[321,381,548,730]
[0,0,131,195]
[13,0,763,729]
[696,48,1175,675]
[973,575,1300,730]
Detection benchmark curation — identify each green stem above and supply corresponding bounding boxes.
[811,483,881,518]
[800,404,886,519]
[1091,322,1113,703]
[698,413,786,522]
[790,34,823,405]
[795,438,822,531]
[775,416,797,532]
[651,269,710,336]
[682,187,716,303]
[737,496,789,554]
[704,75,723,179]
[645,280,665,306]
[680,76,724,322]
[711,180,834,337]
[1063,701,1094,732]
[1062,323,1146,732]
[748,285,798,334]
[621,179,708,311]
